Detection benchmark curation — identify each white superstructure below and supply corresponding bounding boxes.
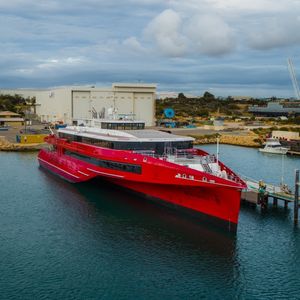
[59,126,194,143]
[57,123,229,178]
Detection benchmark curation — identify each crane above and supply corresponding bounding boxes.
[287,58,300,100]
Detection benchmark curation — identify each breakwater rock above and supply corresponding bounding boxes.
[191,133,262,148]
[0,136,45,151]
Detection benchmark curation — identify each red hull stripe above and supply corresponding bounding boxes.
[87,168,124,178]
[38,157,80,179]
[77,170,89,176]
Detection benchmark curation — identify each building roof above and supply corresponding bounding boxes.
[0,117,24,122]
[0,111,21,116]
[249,102,300,113]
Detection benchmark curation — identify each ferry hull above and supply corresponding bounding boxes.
[106,178,241,231]
[38,157,82,183]
[38,146,244,231]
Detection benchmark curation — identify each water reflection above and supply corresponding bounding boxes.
[36,168,243,297]
[4,151,300,298]
[40,168,238,259]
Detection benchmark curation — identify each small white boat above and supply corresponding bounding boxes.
[259,138,289,154]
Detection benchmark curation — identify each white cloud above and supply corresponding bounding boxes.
[144,9,187,57]
[36,57,84,69]
[0,0,300,96]
[143,9,235,56]
[246,16,300,50]
[185,15,235,55]
[122,37,147,53]
[170,0,298,15]
[142,0,300,56]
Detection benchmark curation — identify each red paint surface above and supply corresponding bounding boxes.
[38,135,246,227]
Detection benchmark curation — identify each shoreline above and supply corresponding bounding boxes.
[0,139,46,151]
[190,133,262,148]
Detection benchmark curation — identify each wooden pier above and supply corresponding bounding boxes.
[241,170,300,224]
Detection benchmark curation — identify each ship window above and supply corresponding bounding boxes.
[59,133,113,149]
[75,136,82,142]
[82,137,93,144]
[58,132,75,142]
[111,140,193,155]
[100,122,145,130]
[65,151,141,174]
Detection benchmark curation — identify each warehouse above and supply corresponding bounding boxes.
[1,83,157,126]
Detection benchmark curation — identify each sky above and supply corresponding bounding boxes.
[1,0,300,97]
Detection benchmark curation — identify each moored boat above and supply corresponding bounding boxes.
[259,138,289,155]
[38,119,246,231]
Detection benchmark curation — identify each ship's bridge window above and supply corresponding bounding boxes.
[101,122,145,130]
[112,140,193,155]
[59,132,83,143]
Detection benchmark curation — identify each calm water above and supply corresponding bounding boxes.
[1,145,300,299]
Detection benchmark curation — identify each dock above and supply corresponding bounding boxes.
[241,170,300,224]
[287,150,300,156]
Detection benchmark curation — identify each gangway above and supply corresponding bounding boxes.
[241,170,300,225]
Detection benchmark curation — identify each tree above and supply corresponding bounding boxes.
[203,91,215,101]
[226,96,234,101]
[178,93,186,100]
[0,94,29,113]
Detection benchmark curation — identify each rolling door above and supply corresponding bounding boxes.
[72,91,91,120]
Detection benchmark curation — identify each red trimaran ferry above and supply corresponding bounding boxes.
[38,118,246,231]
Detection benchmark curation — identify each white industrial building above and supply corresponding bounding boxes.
[0,83,157,126]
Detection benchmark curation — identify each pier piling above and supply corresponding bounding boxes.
[294,170,299,225]
[273,197,278,208]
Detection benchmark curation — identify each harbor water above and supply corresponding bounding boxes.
[1,145,300,299]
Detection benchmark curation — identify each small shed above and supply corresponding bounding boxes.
[0,111,24,126]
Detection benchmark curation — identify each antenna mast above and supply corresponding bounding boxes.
[287,58,300,100]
